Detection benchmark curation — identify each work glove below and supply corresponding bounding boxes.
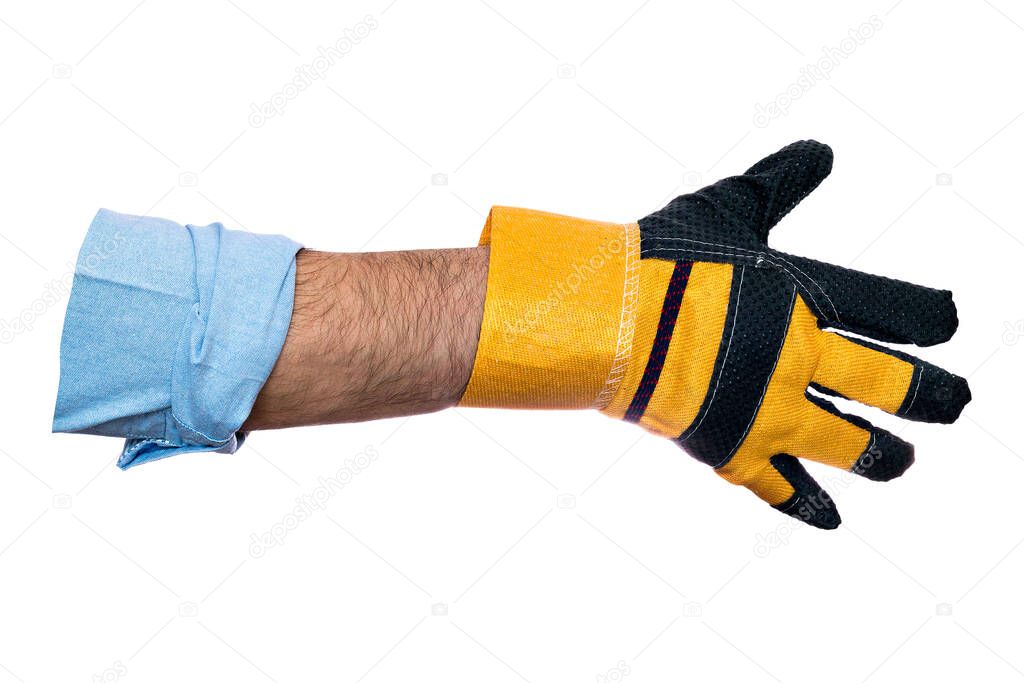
[460,140,970,529]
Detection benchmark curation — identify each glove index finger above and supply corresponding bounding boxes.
[772,253,959,347]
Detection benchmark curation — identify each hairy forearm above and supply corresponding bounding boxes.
[244,246,488,430]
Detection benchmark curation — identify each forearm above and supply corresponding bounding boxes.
[244,246,489,430]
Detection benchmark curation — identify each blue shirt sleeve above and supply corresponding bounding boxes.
[53,209,302,468]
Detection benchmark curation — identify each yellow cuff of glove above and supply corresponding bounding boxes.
[459,206,639,409]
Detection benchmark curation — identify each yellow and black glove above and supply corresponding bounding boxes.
[460,140,970,529]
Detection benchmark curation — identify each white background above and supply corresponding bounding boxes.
[1,0,1021,681]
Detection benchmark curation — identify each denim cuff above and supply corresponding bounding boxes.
[53,209,301,468]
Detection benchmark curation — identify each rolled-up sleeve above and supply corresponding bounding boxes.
[53,209,302,468]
